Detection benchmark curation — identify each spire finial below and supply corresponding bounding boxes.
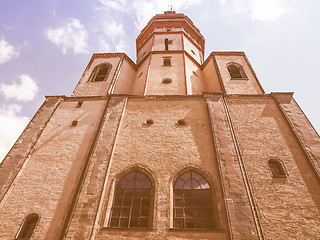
[164,5,175,14]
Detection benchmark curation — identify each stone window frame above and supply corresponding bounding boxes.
[16,213,40,239]
[169,167,219,230]
[267,158,287,178]
[104,166,156,230]
[226,62,248,80]
[88,63,112,82]
[163,57,172,67]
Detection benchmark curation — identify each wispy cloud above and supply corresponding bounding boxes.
[0,39,20,64]
[219,0,227,6]
[251,0,286,21]
[219,0,287,22]
[45,18,89,55]
[97,20,127,52]
[96,0,202,30]
[0,104,29,161]
[95,0,202,52]
[2,24,15,31]
[132,0,202,29]
[98,0,128,12]
[115,39,127,52]
[98,39,111,52]
[102,20,125,41]
[0,74,39,102]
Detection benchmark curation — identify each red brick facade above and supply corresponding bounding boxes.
[0,11,319,240]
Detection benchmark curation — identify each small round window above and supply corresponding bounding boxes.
[176,119,186,126]
[162,78,172,84]
[144,119,154,126]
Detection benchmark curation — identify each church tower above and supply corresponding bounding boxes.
[0,11,320,240]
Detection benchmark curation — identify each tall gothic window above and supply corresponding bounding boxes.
[109,171,152,228]
[89,63,111,82]
[16,213,39,239]
[268,159,286,178]
[174,171,215,229]
[227,63,247,79]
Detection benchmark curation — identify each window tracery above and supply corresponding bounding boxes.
[109,171,152,228]
[174,171,215,229]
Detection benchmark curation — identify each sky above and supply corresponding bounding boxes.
[0,0,319,161]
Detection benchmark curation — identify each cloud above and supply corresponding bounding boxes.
[96,0,202,30]
[45,18,89,55]
[100,21,127,52]
[132,0,202,29]
[251,0,286,21]
[98,39,111,52]
[115,39,127,52]
[218,0,251,16]
[102,20,125,41]
[0,74,39,102]
[219,0,286,22]
[98,0,128,12]
[0,104,29,162]
[2,24,15,31]
[0,39,20,64]
[219,0,227,6]
[95,0,202,52]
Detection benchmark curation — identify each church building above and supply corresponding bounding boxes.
[0,11,320,239]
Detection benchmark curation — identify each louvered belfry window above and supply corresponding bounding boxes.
[109,171,152,228]
[227,64,246,79]
[89,63,111,82]
[174,171,215,229]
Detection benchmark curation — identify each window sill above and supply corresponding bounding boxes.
[272,175,287,178]
[230,78,249,80]
[167,228,223,233]
[101,227,153,232]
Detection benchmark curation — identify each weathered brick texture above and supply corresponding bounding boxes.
[1,11,320,240]
[0,97,62,201]
[206,94,259,240]
[65,96,127,239]
[226,96,320,240]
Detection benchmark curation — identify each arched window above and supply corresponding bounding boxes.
[227,63,247,79]
[109,171,152,228]
[16,213,39,239]
[268,159,286,178]
[174,171,215,229]
[89,63,111,82]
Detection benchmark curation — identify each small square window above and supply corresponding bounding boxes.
[163,58,171,66]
